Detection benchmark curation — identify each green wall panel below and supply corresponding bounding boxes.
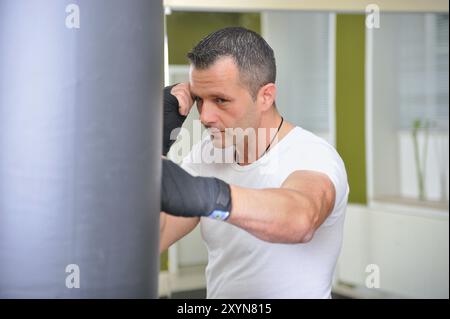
[336,14,367,204]
[167,12,261,65]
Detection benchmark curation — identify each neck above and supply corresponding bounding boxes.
[235,110,283,166]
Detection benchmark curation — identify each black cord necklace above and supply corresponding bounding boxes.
[235,116,284,164]
[262,116,284,157]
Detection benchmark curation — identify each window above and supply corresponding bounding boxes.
[368,13,449,207]
[262,12,335,143]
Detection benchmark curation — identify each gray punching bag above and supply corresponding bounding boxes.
[0,0,162,298]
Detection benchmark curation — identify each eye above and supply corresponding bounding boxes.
[194,96,203,106]
[215,98,227,105]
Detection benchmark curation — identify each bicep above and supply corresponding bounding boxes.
[281,170,336,227]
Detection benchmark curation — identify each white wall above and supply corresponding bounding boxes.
[337,204,449,298]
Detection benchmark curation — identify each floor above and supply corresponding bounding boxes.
[168,289,351,299]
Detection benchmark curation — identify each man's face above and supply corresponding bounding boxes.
[189,57,260,148]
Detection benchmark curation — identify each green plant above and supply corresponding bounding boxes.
[412,119,430,201]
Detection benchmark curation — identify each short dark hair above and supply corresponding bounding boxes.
[187,27,276,100]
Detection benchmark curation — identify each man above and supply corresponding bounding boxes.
[160,27,349,298]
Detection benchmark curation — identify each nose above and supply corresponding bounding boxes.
[199,101,218,126]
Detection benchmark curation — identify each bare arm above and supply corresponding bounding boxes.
[159,212,199,253]
[227,170,336,244]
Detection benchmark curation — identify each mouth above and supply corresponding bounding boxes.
[207,128,224,135]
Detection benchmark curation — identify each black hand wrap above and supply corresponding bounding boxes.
[161,159,232,218]
[163,84,187,156]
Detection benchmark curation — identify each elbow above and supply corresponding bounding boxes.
[297,227,315,243]
[262,195,322,244]
[264,217,316,244]
[294,217,316,244]
[293,200,319,244]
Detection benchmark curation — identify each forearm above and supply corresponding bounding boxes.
[159,212,167,253]
[227,185,318,244]
[159,212,200,253]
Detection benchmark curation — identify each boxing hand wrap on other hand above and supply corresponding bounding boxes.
[162,85,187,156]
[161,159,232,220]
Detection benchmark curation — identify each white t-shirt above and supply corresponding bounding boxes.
[181,126,349,299]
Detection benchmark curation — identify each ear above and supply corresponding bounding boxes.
[257,83,276,112]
